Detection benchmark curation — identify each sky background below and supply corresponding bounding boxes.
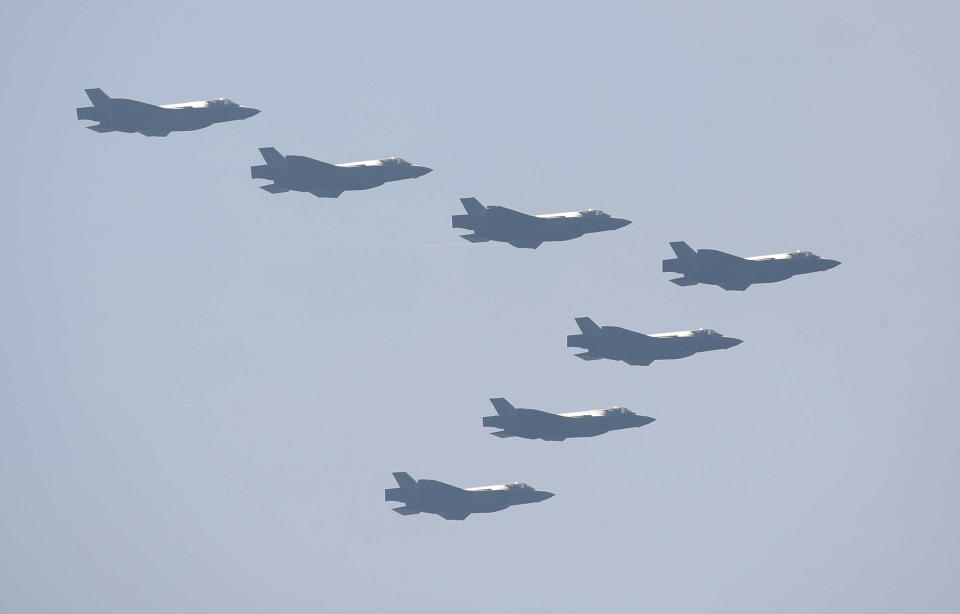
[2,2,959,612]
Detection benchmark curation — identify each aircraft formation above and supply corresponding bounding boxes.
[77,88,840,521]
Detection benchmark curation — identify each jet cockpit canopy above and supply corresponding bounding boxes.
[507,482,532,490]
[694,328,719,336]
[208,97,238,107]
[790,250,817,258]
[580,209,610,217]
[381,157,412,167]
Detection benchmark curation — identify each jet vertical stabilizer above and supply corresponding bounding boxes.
[483,398,517,429]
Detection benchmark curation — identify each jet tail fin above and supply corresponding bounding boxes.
[392,472,416,490]
[574,317,600,335]
[460,197,485,215]
[84,88,110,106]
[258,147,285,166]
[669,241,696,259]
[489,398,516,416]
[664,242,697,273]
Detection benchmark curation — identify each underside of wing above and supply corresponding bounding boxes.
[438,510,471,520]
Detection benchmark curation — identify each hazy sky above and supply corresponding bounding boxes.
[2,2,959,612]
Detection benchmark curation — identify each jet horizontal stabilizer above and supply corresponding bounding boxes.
[460,234,490,243]
[86,124,112,133]
[452,214,474,229]
[670,276,697,286]
[393,506,420,515]
[490,431,511,438]
[575,351,603,361]
[260,184,289,194]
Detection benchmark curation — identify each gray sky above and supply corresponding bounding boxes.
[2,2,959,612]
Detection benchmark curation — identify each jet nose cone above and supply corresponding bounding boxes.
[538,491,555,501]
[823,259,841,270]
[242,107,261,118]
[415,166,433,177]
[726,337,743,348]
[612,218,632,229]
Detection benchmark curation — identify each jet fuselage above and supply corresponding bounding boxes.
[662,242,840,290]
[482,398,655,441]
[251,148,432,198]
[76,89,259,137]
[385,473,553,520]
[453,197,630,248]
[567,318,742,366]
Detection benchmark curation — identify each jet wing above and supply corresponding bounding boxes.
[700,249,749,266]
[487,205,536,222]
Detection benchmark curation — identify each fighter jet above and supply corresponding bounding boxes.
[251,148,432,198]
[567,317,742,366]
[385,472,554,520]
[663,242,840,291]
[76,88,259,137]
[452,197,631,249]
[482,398,655,441]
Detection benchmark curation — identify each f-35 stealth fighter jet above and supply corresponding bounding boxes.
[482,398,655,441]
[663,242,840,291]
[452,197,631,248]
[567,317,742,366]
[76,88,259,137]
[385,472,554,520]
[251,148,432,198]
